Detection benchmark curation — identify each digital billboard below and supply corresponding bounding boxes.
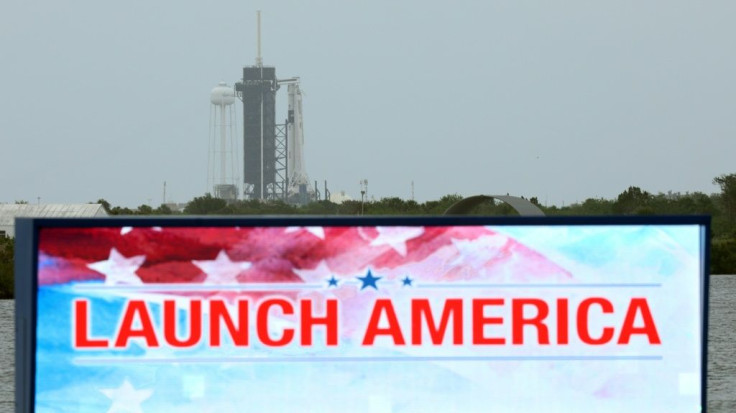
[15,216,709,412]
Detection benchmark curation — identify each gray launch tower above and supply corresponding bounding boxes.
[237,66,278,199]
[233,11,283,200]
[234,11,312,202]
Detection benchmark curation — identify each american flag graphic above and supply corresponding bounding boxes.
[33,223,703,412]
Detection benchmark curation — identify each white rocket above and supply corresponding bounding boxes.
[282,79,312,195]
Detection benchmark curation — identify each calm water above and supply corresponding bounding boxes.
[707,274,736,411]
[1,275,736,411]
[1,298,13,412]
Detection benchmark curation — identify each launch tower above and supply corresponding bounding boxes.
[235,11,314,202]
[238,65,277,200]
[236,11,279,200]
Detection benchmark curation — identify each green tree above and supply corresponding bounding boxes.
[136,204,154,215]
[154,204,174,215]
[184,193,228,214]
[335,200,362,215]
[96,198,112,214]
[422,194,464,214]
[613,186,652,214]
[0,236,14,299]
[711,239,736,274]
[299,200,340,215]
[369,197,423,215]
[570,198,614,215]
[714,173,736,221]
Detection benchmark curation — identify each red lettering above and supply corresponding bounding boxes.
[577,297,614,345]
[363,299,405,345]
[301,299,339,346]
[512,299,549,345]
[256,298,295,347]
[114,300,159,348]
[72,295,661,352]
[411,299,463,345]
[162,300,201,348]
[618,298,661,344]
[472,299,505,345]
[557,298,569,345]
[210,299,249,347]
[73,299,109,348]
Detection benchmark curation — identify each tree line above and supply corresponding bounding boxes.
[1,173,735,298]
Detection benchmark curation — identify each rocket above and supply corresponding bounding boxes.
[285,80,312,196]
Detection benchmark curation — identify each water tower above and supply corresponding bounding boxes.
[208,82,239,201]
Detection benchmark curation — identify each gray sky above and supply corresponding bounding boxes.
[2,0,734,208]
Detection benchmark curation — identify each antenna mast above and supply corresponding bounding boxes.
[256,11,263,67]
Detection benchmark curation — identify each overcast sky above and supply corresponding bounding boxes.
[2,0,734,207]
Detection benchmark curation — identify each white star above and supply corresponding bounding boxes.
[120,227,133,235]
[87,248,145,285]
[285,226,325,239]
[369,226,424,256]
[192,250,251,285]
[292,259,333,283]
[100,378,153,413]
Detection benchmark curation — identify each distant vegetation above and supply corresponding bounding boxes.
[0,236,12,299]
[1,173,734,299]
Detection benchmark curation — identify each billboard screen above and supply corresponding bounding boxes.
[16,217,709,412]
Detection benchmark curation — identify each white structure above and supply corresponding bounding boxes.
[280,79,312,197]
[330,191,353,204]
[208,82,239,201]
[0,204,108,238]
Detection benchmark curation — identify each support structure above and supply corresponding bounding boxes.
[273,122,288,200]
[443,195,545,216]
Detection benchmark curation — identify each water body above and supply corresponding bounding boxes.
[707,274,736,411]
[1,299,14,412]
[1,275,735,411]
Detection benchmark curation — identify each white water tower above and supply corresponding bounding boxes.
[208,82,239,201]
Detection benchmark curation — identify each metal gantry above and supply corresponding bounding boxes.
[271,122,288,200]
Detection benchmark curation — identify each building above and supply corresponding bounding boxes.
[0,204,108,238]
